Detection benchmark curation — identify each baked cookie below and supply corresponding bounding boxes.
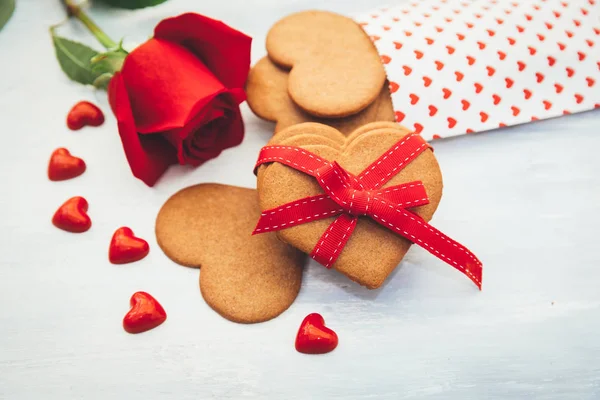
[256,123,443,289]
[246,56,395,135]
[265,10,387,118]
[155,183,305,323]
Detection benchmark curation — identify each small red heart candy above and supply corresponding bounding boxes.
[403,65,413,76]
[409,93,420,105]
[381,55,391,64]
[109,227,150,264]
[505,78,514,88]
[480,111,489,122]
[422,76,433,87]
[295,313,338,354]
[455,71,464,82]
[466,56,476,66]
[388,82,399,94]
[446,45,455,54]
[447,117,457,128]
[442,88,452,99]
[474,82,484,93]
[428,105,438,116]
[497,51,506,60]
[492,94,502,105]
[393,41,403,49]
[461,99,471,110]
[66,101,105,131]
[48,148,86,181]
[52,196,91,233]
[123,292,167,334]
[523,89,532,99]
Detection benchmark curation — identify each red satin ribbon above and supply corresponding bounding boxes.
[252,134,482,289]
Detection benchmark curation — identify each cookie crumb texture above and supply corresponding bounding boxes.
[155,183,304,323]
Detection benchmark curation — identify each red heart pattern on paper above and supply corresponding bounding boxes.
[123,292,167,334]
[52,196,91,233]
[359,0,600,140]
[109,227,150,264]
[66,101,105,131]
[295,313,338,354]
[48,148,86,181]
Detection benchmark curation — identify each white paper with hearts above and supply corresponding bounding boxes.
[352,0,600,141]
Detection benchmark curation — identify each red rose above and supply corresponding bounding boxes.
[108,13,251,186]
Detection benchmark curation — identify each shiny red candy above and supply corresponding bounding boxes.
[66,101,105,130]
[52,196,91,233]
[123,292,167,334]
[109,227,150,264]
[295,313,338,354]
[48,148,86,181]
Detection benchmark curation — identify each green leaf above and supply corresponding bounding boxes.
[52,34,103,85]
[0,0,16,32]
[97,0,168,9]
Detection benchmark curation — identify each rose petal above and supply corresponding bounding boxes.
[108,72,177,187]
[120,39,227,133]
[154,13,252,93]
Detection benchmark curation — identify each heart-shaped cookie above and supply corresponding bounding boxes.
[257,122,443,289]
[266,10,387,118]
[155,183,304,323]
[246,56,395,135]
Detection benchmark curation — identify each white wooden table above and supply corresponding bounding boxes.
[1,1,599,398]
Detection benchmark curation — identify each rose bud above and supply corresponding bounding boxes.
[108,13,251,186]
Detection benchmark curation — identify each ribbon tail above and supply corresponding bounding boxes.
[310,214,358,269]
[372,209,483,289]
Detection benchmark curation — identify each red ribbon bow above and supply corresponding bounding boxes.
[253,133,482,289]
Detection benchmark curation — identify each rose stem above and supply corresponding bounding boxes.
[62,0,117,50]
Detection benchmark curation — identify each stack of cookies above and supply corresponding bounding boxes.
[155,10,484,325]
[246,10,396,135]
